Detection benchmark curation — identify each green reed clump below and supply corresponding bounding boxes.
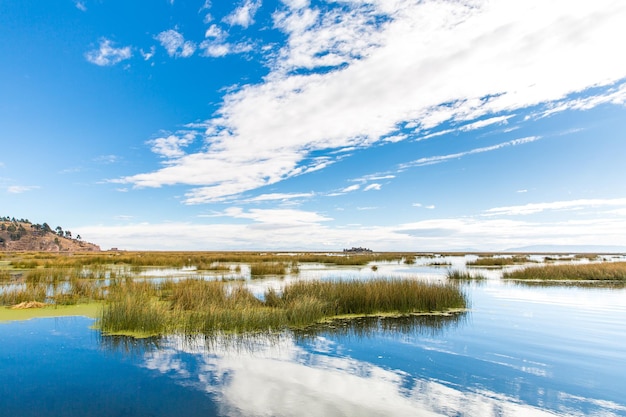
[467,255,533,267]
[100,281,169,335]
[98,277,467,336]
[54,279,105,305]
[275,278,467,318]
[503,262,626,281]
[446,269,486,281]
[250,262,287,276]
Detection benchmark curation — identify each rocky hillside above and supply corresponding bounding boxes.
[0,217,100,252]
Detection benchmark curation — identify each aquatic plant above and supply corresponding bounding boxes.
[467,255,533,267]
[99,277,467,337]
[503,262,626,281]
[446,270,486,280]
[250,262,287,276]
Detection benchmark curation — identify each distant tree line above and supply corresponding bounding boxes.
[343,247,373,253]
[0,216,81,241]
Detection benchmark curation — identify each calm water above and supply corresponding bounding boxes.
[1,258,626,416]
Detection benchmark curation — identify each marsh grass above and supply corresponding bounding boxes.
[0,270,14,281]
[503,262,626,281]
[429,261,452,267]
[467,255,534,267]
[0,283,47,305]
[99,277,467,337]
[250,262,287,276]
[446,269,486,281]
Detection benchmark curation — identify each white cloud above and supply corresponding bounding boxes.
[245,192,314,202]
[80,212,626,252]
[75,1,87,12]
[215,207,332,226]
[403,136,541,167]
[85,38,132,66]
[7,185,39,194]
[119,0,626,203]
[140,46,156,61]
[149,132,196,158]
[224,0,262,28]
[484,198,626,216]
[539,81,626,118]
[341,184,360,193]
[459,115,515,132]
[363,183,381,191]
[155,29,196,58]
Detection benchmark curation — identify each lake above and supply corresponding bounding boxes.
[1,255,625,416]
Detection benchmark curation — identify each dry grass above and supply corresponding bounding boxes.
[503,262,626,281]
[467,255,534,267]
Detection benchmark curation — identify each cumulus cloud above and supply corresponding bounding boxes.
[85,38,132,66]
[155,29,196,58]
[118,0,626,203]
[149,132,197,158]
[224,0,262,28]
[75,1,87,12]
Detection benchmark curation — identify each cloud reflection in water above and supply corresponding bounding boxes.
[100,314,572,417]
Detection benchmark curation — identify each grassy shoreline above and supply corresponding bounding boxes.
[0,303,101,322]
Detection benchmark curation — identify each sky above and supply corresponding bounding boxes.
[1,0,626,251]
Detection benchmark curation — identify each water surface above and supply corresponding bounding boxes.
[1,260,625,416]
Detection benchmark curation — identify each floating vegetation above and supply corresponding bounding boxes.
[250,262,287,276]
[99,277,467,337]
[446,269,486,281]
[503,262,626,281]
[467,255,534,267]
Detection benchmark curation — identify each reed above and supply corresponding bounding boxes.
[446,269,486,281]
[250,262,287,276]
[274,278,467,318]
[0,270,13,281]
[503,262,626,281]
[467,255,533,267]
[98,276,467,336]
[0,284,47,306]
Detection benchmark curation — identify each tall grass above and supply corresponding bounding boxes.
[274,279,466,317]
[250,262,286,276]
[99,277,467,336]
[0,284,47,305]
[446,270,486,281]
[467,255,533,267]
[503,262,626,281]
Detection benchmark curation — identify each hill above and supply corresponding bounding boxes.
[0,217,100,252]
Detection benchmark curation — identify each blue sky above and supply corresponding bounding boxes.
[1,0,626,251]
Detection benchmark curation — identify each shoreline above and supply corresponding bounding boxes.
[0,303,102,323]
